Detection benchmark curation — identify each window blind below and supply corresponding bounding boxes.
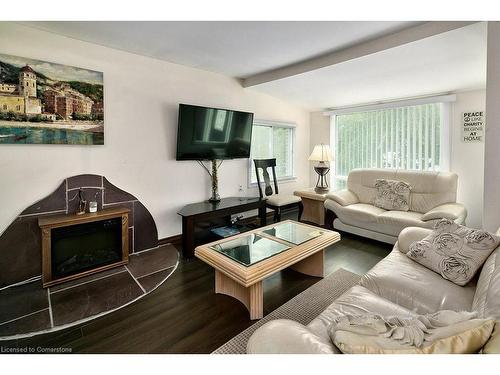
[334,103,442,181]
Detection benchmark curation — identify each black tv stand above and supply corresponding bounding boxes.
[177,196,267,258]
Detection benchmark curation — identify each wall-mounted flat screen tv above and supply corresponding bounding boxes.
[176,104,254,160]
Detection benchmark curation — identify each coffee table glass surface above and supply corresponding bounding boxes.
[210,233,290,266]
[262,221,324,245]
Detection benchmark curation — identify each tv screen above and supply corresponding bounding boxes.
[176,104,254,160]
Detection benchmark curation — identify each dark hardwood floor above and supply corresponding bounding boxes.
[2,213,392,353]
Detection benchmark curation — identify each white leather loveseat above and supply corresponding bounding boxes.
[247,227,500,354]
[325,168,467,244]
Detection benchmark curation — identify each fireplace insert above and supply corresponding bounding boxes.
[51,218,123,279]
[39,207,130,287]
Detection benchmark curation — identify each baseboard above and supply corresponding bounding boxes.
[159,234,182,246]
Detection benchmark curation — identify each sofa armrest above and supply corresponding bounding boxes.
[397,227,433,254]
[247,319,338,354]
[326,189,359,207]
[421,203,467,222]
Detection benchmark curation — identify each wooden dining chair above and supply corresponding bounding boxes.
[253,158,303,223]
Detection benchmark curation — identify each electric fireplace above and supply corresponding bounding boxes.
[39,207,129,287]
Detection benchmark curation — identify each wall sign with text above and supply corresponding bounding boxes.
[462,111,484,143]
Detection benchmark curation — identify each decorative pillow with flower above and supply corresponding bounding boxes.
[406,219,500,286]
[373,179,411,211]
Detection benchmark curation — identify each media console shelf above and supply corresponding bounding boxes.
[177,197,266,258]
[39,207,130,288]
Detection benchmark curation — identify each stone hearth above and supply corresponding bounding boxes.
[0,244,178,339]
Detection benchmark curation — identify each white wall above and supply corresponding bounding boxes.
[310,89,486,228]
[484,22,500,233]
[0,22,311,239]
[450,90,485,229]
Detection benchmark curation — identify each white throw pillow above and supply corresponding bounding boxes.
[328,310,495,354]
[407,219,500,286]
[373,179,411,211]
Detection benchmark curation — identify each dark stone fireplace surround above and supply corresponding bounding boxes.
[0,175,180,341]
[0,174,159,288]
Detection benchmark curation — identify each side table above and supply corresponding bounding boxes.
[293,188,330,226]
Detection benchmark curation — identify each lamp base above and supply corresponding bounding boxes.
[314,164,330,193]
[314,186,329,194]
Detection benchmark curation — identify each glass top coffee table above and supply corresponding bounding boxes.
[195,220,340,320]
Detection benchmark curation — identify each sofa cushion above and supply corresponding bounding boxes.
[307,285,416,341]
[376,210,433,236]
[346,169,381,204]
[324,201,386,227]
[360,248,476,314]
[247,319,338,354]
[407,219,500,286]
[331,213,436,238]
[346,168,458,213]
[393,170,458,213]
[473,247,500,320]
[374,179,411,211]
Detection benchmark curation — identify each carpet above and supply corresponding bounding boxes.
[212,268,360,354]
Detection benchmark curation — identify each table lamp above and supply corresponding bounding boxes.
[308,144,333,193]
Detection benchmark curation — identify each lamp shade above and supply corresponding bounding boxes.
[308,144,333,162]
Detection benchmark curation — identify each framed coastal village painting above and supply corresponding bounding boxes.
[0,53,104,145]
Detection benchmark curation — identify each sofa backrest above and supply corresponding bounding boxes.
[472,228,500,319]
[347,168,458,213]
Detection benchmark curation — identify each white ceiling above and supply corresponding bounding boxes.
[24,21,418,78]
[23,21,486,111]
[253,22,487,110]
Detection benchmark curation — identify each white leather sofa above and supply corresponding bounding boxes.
[247,227,500,354]
[324,168,467,244]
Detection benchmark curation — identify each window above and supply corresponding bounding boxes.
[330,98,452,188]
[249,121,295,185]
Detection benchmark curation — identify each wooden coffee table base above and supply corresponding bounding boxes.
[215,271,264,320]
[290,249,325,278]
[215,249,325,320]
